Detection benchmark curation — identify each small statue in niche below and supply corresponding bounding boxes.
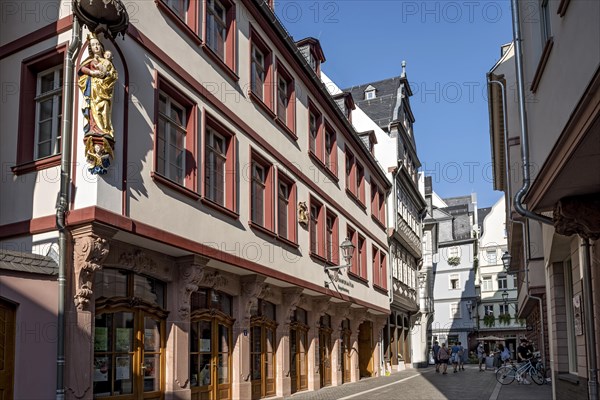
[298,201,308,225]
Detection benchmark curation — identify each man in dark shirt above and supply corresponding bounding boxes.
[432,341,441,372]
[516,337,534,384]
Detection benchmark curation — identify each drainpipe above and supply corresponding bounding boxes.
[581,238,598,400]
[56,16,81,400]
[509,0,552,227]
[488,76,547,372]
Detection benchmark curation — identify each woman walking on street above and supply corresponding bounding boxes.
[438,343,451,374]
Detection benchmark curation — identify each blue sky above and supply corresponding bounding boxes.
[275,0,513,208]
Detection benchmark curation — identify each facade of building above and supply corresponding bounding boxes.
[475,196,525,356]
[430,195,478,349]
[0,1,394,399]
[487,1,599,398]
[344,69,427,370]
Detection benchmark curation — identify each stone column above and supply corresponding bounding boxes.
[276,288,305,397]
[350,308,367,382]
[372,316,388,376]
[330,303,351,386]
[308,297,330,390]
[66,223,114,400]
[164,255,210,398]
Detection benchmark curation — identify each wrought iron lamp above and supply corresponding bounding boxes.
[324,238,354,272]
[501,251,512,273]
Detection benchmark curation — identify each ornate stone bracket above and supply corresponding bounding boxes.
[282,287,305,324]
[176,255,210,320]
[241,275,271,321]
[312,297,331,318]
[72,226,113,311]
[554,194,600,240]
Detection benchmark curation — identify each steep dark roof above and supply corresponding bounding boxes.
[0,249,58,275]
[478,207,493,236]
[343,76,402,129]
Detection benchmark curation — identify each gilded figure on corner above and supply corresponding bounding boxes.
[78,33,118,174]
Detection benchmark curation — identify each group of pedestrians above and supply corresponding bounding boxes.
[432,341,466,374]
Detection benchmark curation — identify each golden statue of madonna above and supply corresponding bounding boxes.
[78,33,118,174]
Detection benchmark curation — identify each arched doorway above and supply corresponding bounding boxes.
[318,314,332,387]
[340,319,351,383]
[250,300,277,399]
[93,268,167,399]
[358,320,373,378]
[289,308,308,394]
[189,288,234,400]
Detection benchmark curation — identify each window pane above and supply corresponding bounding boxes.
[190,354,199,386]
[143,354,160,392]
[218,354,228,384]
[114,312,134,352]
[39,98,53,121]
[198,354,211,386]
[40,72,55,94]
[144,317,161,352]
[37,141,52,158]
[114,355,133,395]
[95,269,128,299]
[134,275,165,307]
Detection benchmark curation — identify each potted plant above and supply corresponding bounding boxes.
[498,313,511,325]
[483,314,496,327]
[447,256,461,266]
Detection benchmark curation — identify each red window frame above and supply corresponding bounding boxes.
[250,150,274,232]
[347,226,358,276]
[309,197,325,259]
[157,0,202,44]
[345,146,356,195]
[379,251,388,290]
[152,75,198,196]
[249,26,273,111]
[378,188,386,226]
[372,246,380,287]
[357,234,367,280]
[323,121,337,176]
[276,172,297,244]
[371,183,378,219]
[308,101,322,160]
[356,162,365,205]
[275,58,295,136]
[325,210,339,265]
[203,0,237,78]
[14,44,67,175]
[202,112,237,214]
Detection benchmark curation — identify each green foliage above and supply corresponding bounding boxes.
[498,313,511,325]
[483,314,496,327]
[447,256,461,266]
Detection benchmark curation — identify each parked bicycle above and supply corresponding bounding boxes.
[495,358,545,385]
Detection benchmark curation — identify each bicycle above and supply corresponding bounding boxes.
[495,358,545,385]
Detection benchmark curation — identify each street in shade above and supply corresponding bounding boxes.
[284,366,552,400]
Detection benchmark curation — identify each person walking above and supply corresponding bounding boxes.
[437,343,451,374]
[477,342,486,371]
[432,341,441,373]
[451,342,461,373]
[458,341,465,371]
[516,337,534,384]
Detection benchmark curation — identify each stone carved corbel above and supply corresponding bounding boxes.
[241,275,270,321]
[554,194,600,240]
[282,288,305,324]
[73,235,110,310]
[177,256,210,320]
[312,297,331,317]
[119,249,170,281]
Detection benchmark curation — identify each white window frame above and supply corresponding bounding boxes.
[540,0,551,44]
[487,249,497,264]
[499,304,509,315]
[35,66,63,159]
[157,91,186,185]
[450,303,461,318]
[365,89,375,100]
[165,0,189,21]
[482,276,493,292]
[251,45,265,100]
[449,246,460,258]
[251,161,266,225]
[498,275,507,290]
[484,305,494,316]
[449,274,460,290]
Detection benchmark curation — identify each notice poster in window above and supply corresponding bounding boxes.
[144,358,156,379]
[200,338,211,353]
[144,328,156,351]
[93,357,109,382]
[94,327,108,351]
[116,328,132,352]
[116,356,130,380]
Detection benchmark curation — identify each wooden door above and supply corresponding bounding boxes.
[358,321,373,378]
[0,299,16,400]
[250,322,276,399]
[318,329,332,387]
[341,326,351,383]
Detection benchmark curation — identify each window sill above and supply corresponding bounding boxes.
[348,271,369,285]
[274,117,297,140]
[201,44,239,82]
[11,154,61,175]
[346,188,366,210]
[248,90,275,119]
[310,252,329,264]
[155,0,202,46]
[249,221,276,238]
[308,152,339,183]
[373,284,388,295]
[275,235,299,249]
[200,197,239,219]
[557,0,571,17]
[151,172,200,200]
[372,215,386,230]
[530,37,553,93]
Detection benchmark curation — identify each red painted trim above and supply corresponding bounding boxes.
[0,16,73,60]
[248,90,276,119]
[201,43,239,82]
[155,0,202,46]
[11,155,61,175]
[125,25,388,251]
[151,172,201,200]
[0,208,390,312]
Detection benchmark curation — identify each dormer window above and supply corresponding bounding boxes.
[295,37,325,77]
[364,85,376,100]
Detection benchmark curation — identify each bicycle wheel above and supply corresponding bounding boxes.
[496,366,516,385]
[529,367,545,385]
